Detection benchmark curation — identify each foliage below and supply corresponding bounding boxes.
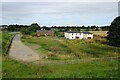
[54,30,64,37]
[7,25,30,32]
[21,23,40,36]
[51,25,109,31]
[30,32,36,37]
[29,23,40,34]
[7,23,40,36]
[2,32,14,55]
[107,16,120,47]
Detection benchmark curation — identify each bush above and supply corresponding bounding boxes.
[107,16,120,47]
[30,32,36,37]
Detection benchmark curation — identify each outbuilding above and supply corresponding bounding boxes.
[36,30,54,37]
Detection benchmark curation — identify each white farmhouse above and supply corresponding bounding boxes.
[64,31,93,40]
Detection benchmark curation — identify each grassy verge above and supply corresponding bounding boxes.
[0,32,2,54]
[2,32,15,55]
[2,56,119,78]
[0,32,2,79]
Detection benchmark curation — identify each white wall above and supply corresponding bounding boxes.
[64,32,83,39]
[64,32,93,39]
[87,34,93,39]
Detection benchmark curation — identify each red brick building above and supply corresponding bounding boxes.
[36,30,54,37]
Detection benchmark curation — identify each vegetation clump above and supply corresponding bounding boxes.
[107,16,120,47]
[2,32,14,55]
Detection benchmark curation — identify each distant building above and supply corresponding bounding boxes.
[118,1,120,16]
[36,30,54,37]
[64,31,93,40]
[0,25,8,30]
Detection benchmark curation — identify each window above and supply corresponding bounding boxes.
[76,37,79,39]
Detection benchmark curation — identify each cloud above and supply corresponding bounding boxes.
[2,2,118,25]
[1,0,120,2]
[2,2,117,15]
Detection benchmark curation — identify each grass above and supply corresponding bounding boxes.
[0,32,2,79]
[89,31,108,37]
[2,56,119,78]
[22,36,120,60]
[1,31,15,78]
[2,31,120,78]
[0,32,2,54]
[2,32,15,54]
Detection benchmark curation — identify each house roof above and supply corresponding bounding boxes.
[65,31,93,34]
[82,32,93,34]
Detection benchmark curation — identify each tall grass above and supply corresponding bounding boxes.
[22,37,74,55]
[22,37,120,59]
[66,40,120,57]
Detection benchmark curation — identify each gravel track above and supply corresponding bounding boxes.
[9,34,41,62]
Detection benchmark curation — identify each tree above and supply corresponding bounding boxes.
[81,25,85,29]
[91,25,96,29]
[86,26,90,31]
[95,26,99,31]
[29,23,40,32]
[107,16,120,47]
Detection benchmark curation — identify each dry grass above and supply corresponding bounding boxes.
[90,31,108,37]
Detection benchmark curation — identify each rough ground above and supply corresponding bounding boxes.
[9,34,119,65]
[9,34,42,62]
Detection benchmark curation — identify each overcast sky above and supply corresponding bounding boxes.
[2,1,119,26]
[1,0,120,2]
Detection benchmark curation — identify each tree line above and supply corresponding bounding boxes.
[6,24,109,32]
[3,16,120,47]
[5,24,109,38]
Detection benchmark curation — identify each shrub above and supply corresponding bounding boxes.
[107,16,120,47]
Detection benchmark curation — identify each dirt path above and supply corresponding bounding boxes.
[9,34,42,62]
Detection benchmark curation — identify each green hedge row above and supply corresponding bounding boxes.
[2,32,15,55]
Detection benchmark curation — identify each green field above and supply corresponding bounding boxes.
[2,56,119,78]
[2,32,120,78]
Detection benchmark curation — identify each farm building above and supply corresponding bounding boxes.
[36,30,54,37]
[64,31,93,39]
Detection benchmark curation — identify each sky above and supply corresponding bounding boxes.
[118,1,120,16]
[1,0,119,26]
